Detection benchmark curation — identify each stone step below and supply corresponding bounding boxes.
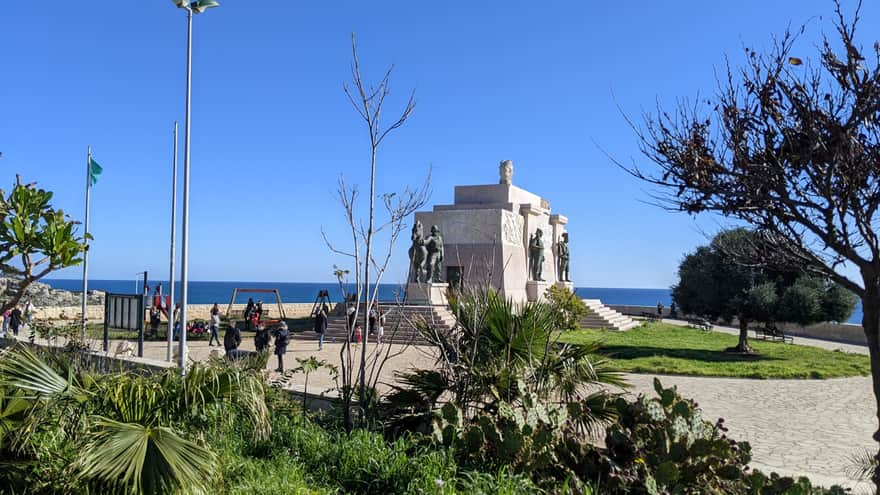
[579,299,638,331]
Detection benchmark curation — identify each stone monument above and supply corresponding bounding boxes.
[407,160,571,304]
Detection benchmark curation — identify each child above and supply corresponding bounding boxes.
[352,323,363,344]
[149,307,161,338]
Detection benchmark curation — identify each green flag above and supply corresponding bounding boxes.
[89,158,102,186]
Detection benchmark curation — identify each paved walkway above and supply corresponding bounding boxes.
[7,324,876,492]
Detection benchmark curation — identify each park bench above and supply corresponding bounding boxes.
[751,324,793,344]
[641,311,660,321]
[686,318,712,331]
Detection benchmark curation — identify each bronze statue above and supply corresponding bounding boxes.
[529,228,545,281]
[557,232,570,282]
[424,225,444,283]
[408,221,427,283]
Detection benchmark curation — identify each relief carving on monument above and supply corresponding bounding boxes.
[502,212,523,246]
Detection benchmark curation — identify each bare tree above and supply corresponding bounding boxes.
[620,1,880,487]
[322,34,430,429]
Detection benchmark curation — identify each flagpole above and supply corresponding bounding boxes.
[179,7,193,375]
[167,122,178,362]
[81,146,91,341]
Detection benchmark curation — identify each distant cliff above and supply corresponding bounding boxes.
[0,277,104,308]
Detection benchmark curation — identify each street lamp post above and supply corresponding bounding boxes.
[172,0,219,374]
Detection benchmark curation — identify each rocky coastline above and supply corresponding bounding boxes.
[0,277,104,308]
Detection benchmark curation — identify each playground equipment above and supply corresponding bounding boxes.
[311,289,332,316]
[224,288,287,323]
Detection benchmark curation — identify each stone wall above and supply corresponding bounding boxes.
[31,302,319,322]
[607,304,867,345]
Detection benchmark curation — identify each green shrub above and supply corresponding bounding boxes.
[234,398,455,495]
[544,285,588,330]
[455,468,546,495]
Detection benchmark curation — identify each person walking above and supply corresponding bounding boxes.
[223,321,242,355]
[244,298,255,331]
[255,323,270,352]
[273,322,290,372]
[314,305,328,351]
[1,309,10,337]
[347,304,356,333]
[376,308,386,345]
[657,302,664,318]
[208,303,221,346]
[23,299,33,324]
[172,303,181,340]
[369,307,377,336]
[9,307,22,337]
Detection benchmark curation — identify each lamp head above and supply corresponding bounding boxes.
[191,0,220,13]
[172,0,188,7]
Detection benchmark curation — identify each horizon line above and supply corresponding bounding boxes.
[42,277,671,291]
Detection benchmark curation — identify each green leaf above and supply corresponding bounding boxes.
[654,461,680,486]
[78,417,216,495]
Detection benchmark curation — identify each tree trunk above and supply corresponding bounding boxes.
[861,289,880,492]
[730,317,753,353]
[0,276,36,316]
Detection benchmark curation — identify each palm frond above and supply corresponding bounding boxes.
[0,345,86,401]
[77,416,216,495]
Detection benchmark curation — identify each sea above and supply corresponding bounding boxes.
[42,279,864,325]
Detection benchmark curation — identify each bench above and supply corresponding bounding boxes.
[686,318,713,331]
[751,325,793,344]
[641,311,660,321]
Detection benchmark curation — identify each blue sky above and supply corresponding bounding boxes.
[2,1,877,288]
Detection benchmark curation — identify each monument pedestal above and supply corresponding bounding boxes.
[406,282,448,305]
[555,281,574,292]
[526,280,551,302]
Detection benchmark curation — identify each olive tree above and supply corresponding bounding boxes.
[674,229,856,352]
[0,176,87,314]
[623,2,880,486]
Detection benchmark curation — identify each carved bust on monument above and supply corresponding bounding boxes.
[557,232,570,282]
[499,160,513,185]
[529,228,545,281]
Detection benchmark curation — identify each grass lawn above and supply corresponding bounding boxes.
[560,322,871,379]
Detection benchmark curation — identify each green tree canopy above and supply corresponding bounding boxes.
[0,176,87,314]
[673,229,856,351]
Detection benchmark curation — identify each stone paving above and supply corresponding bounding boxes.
[8,323,877,492]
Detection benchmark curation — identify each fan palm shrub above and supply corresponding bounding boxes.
[386,288,623,432]
[0,343,269,494]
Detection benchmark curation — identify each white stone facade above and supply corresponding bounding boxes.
[413,178,570,304]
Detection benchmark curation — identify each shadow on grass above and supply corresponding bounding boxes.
[597,345,780,363]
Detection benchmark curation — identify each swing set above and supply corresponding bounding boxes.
[224,288,287,324]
